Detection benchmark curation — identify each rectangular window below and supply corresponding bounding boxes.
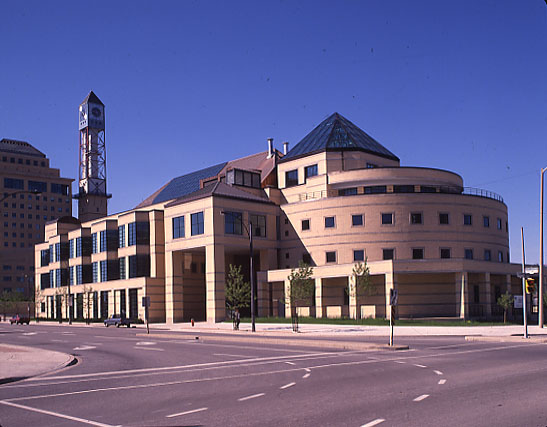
[69,239,74,258]
[393,185,414,193]
[352,214,363,226]
[128,222,136,246]
[464,214,472,226]
[304,164,318,180]
[301,219,310,231]
[119,257,126,280]
[474,285,480,304]
[353,250,364,262]
[364,185,386,194]
[92,262,99,283]
[324,216,335,228]
[497,218,502,230]
[92,233,98,253]
[54,243,60,262]
[338,188,358,196]
[412,248,424,259]
[3,178,24,190]
[465,249,474,260]
[439,213,449,225]
[250,214,266,237]
[421,186,436,193]
[440,248,451,259]
[28,181,47,193]
[191,212,204,236]
[326,251,336,263]
[41,249,50,267]
[484,249,491,261]
[76,265,83,285]
[100,230,107,252]
[224,211,242,235]
[285,169,298,187]
[100,260,108,282]
[381,213,393,225]
[173,216,185,239]
[483,216,490,228]
[69,266,74,286]
[50,183,69,195]
[498,251,503,263]
[118,225,125,247]
[383,249,394,260]
[55,269,61,288]
[410,212,422,224]
[75,237,82,257]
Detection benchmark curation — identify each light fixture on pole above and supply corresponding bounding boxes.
[540,168,546,328]
[221,211,256,332]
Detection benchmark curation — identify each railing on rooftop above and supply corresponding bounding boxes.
[463,187,504,203]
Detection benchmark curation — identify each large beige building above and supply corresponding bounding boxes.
[34,113,521,323]
[1,138,72,299]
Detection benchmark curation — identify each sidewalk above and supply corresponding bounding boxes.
[0,343,73,384]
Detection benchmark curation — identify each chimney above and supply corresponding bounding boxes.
[283,141,289,155]
[267,138,274,158]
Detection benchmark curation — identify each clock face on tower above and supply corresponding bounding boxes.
[91,107,102,118]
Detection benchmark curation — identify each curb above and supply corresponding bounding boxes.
[137,332,409,351]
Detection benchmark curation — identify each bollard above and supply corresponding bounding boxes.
[191,318,194,327]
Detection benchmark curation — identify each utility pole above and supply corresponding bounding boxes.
[521,227,528,339]
[539,168,546,328]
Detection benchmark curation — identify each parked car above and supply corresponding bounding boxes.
[104,315,131,328]
[10,315,30,325]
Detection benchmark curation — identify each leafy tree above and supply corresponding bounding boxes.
[0,291,25,320]
[497,291,513,324]
[34,285,43,322]
[82,285,94,324]
[288,261,314,332]
[347,259,374,319]
[225,264,250,330]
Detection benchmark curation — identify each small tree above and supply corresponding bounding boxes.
[497,291,513,324]
[34,285,43,323]
[347,259,374,319]
[225,264,251,330]
[288,261,314,332]
[82,285,94,324]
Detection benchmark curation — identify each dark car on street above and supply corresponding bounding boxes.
[104,314,131,328]
[10,315,30,325]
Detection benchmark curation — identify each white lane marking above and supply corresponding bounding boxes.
[413,364,427,368]
[438,379,447,385]
[361,419,385,427]
[304,368,311,372]
[213,353,254,358]
[62,332,75,335]
[285,361,295,365]
[50,339,68,343]
[73,345,96,351]
[0,400,119,427]
[22,332,37,336]
[434,370,443,376]
[133,347,164,352]
[166,407,207,418]
[414,394,429,402]
[280,382,296,389]
[32,352,328,381]
[135,341,156,346]
[302,373,311,379]
[238,393,265,401]
[394,361,406,364]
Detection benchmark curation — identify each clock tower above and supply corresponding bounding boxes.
[75,91,111,222]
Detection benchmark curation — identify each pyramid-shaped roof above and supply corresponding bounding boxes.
[81,91,104,106]
[280,112,399,162]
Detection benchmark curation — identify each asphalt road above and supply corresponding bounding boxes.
[1,323,547,427]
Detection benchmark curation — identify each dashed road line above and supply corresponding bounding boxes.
[73,345,96,351]
[238,393,265,401]
[438,379,446,385]
[133,347,164,351]
[280,382,296,389]
[302,373,311,379]
[393,361,406,364]
[433,370,443,376]
[413,394,429,402]
[285,361,295,365]
[361,418,385,427]
[0,400,118,427]
[413,364,427,368]
[166,407,208,418]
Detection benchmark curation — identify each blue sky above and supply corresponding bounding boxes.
[1,1,546,262]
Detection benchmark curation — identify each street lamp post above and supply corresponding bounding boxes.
[540,168,546,328]
[221,211,256,332]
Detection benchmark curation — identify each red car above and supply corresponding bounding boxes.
[9,315,30,325]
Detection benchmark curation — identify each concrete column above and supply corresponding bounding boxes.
[315,277,323,318]
[348,275,358,319]
[165,251,183,323]
[109,290,115,317]
[205,244,225,322]
[385,272,395,320]
[484,272,492,319]
[284,279,292,319]
[456,272,469,319]
[505,274,512,294]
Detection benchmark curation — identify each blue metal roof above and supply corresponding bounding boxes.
[281,112,399,162]
[148,162,227,205]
